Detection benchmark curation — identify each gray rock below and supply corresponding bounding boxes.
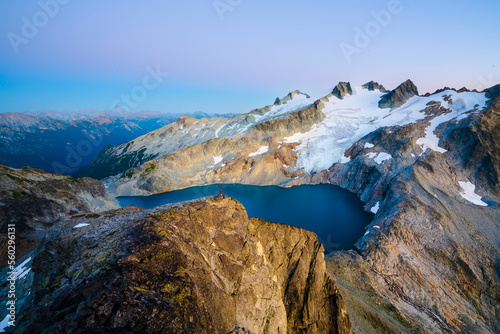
[362,81,387,92]
[332,82,353,99]
[378,79,419,108]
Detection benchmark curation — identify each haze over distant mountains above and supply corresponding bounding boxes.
[0,109,235,175]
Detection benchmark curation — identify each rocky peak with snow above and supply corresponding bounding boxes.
[378,79,419,108]
[361,81,387,92]
[274,90,310,105]
[331,82,353,99]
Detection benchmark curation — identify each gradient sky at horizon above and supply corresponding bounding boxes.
[1,0,499,114]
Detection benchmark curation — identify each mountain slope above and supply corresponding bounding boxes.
[312,85,500,333]
[76,91,313,180]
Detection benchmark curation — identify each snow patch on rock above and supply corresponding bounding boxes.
[374,152,392,164]
[364,142,374,149]
[74,223,90,229]
[458,181,487,206]
[248,146,269,157]
[213,156,224,165]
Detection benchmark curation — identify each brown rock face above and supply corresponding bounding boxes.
[331,82,353,100]
[378,79,419,109]
[14,197,351,334]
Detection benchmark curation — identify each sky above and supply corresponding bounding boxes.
[0,0,499,115]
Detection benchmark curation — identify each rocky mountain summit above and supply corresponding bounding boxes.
[378,79,419,109]
[331,82,353,100]
[11,196,351,333]
[362,81,387,92]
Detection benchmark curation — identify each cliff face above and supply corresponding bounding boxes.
[0,164,119,265]
[14,196,351,334]
[314,89,500,333]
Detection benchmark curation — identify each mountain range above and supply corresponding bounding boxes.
[0,109,234,175]
[1,79,499,333]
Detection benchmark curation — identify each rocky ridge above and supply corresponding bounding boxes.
[11,196,351,334]
[103,99,326,196]
[378,79,419,109]
[76,91,313,180]
[0,164,119,265]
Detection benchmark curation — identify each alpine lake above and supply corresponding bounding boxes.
[118,184,374,253]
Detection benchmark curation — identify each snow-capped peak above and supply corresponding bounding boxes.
[284,86,488,173]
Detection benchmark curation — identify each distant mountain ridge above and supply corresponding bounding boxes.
[18,109,236,122]
[0,108,240,175]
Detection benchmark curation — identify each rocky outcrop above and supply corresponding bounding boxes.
[275,90,310,105]
[378,79,419,108]
[331,82,353,100]
[13,196,351,334]
[362,81,387,92]
[0,164,119,266]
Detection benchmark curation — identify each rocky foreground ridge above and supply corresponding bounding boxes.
[10,196,351,334]
[0,164,119,265]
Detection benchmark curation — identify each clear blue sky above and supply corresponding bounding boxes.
[1,0,499,114]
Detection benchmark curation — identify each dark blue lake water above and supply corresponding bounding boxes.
[117,184,373,253]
